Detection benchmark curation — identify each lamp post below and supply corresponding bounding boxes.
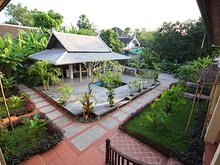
[0,72,14,130]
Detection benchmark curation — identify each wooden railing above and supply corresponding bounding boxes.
[105,139,149,165]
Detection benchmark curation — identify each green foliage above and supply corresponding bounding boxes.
[2,77,17,91]
[128,48,160,69]
[4,3,64,31]
[22,114,47,130]
[77,14,93,30]
[126,100,196,152]
[33,10,63,31]
[0,30,48,78]
[100,29,124,53]
[135,28,155,47]
[99,71,122,88]
[0,114,63,164]
[129,80,142,92]
[153,85,186,115]
[57,85,74,104]
[107,88,115,107]
[80,85,96,120]
[8,95,23,110]
[177,56,213,82]
[28,61,61,90]
[4,3,34,26]
[153,18,213,63]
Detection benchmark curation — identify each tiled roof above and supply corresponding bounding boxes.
[119,37,134,45]
[0,23,38,38]
[47,31,112,53]
[29,49,130,65]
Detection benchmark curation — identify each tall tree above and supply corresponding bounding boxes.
[124,27,132,36]
[4,3,34,26]
[135,28,155,47]
[100,29,124,53]
[77,14,92,30]
[33,10,63,30]
[153,18,213,63]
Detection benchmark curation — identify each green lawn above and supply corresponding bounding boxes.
[0,125,49,161]
[126,100,197,152]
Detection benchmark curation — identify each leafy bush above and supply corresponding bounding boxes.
[128,48,160,69]
[99,71,122,88]
[57,85,74,105]
[177,56,212,82]
[0,98,35,118]
[152,84,186,115]
[2,77,17,92]
[1,113,63,164]
[8,95,23,110]
[107,88,115,107]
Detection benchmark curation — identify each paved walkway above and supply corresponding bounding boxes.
[18,73,180,165]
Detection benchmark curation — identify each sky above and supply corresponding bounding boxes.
[0,0,202,31]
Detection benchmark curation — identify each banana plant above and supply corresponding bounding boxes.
[28,61,61,90]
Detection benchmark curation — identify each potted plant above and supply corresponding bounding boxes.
[57,85,74,105]
[80,84,96,121]
[107,88,115,107]
[128,81,136,96]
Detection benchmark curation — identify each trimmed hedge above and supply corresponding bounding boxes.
[3,113,64,164]
[120,100,207,165]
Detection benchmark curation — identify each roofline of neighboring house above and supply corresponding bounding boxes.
[0,23,40,31]
[0,0,10,11]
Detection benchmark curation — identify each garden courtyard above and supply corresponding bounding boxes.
[34,74,160,118]
[18,73,180,165]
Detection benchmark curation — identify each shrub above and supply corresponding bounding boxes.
[99,71,122,88]
[107,88,115,107]
[57,85,74,105]
[0,99,35,118]
[177,56,212,82]
[1,113,63,164]
[152,84,186,114]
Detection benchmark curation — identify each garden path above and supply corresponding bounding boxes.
[18,73,181,165]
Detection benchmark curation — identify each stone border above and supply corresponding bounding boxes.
[31,83,160,122]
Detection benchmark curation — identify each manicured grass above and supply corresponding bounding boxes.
[1,125,49,161]
[126,100,196,152]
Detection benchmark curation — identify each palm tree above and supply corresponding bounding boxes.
[28,61,61,90]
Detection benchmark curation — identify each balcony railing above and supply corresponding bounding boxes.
[105,138,149,165]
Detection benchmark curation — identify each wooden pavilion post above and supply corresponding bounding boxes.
[79,63,82,82]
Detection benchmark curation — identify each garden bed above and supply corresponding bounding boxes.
[0,113,63,164]
[120,99,207,165]
[0,97,36,118]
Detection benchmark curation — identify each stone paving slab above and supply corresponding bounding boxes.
[31,97,44,103]
[121,106,137,115]
[100,117,119,129]
[46,110,63,120]
[35,101,49,108]
[63,123,88,138]
[39,105,56,113]
[53,116,72,128]
[26,91,36,95]
[128,101,144,109]
[71,125,106,151]
[29,94,40,99]
[112,111,128,122]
